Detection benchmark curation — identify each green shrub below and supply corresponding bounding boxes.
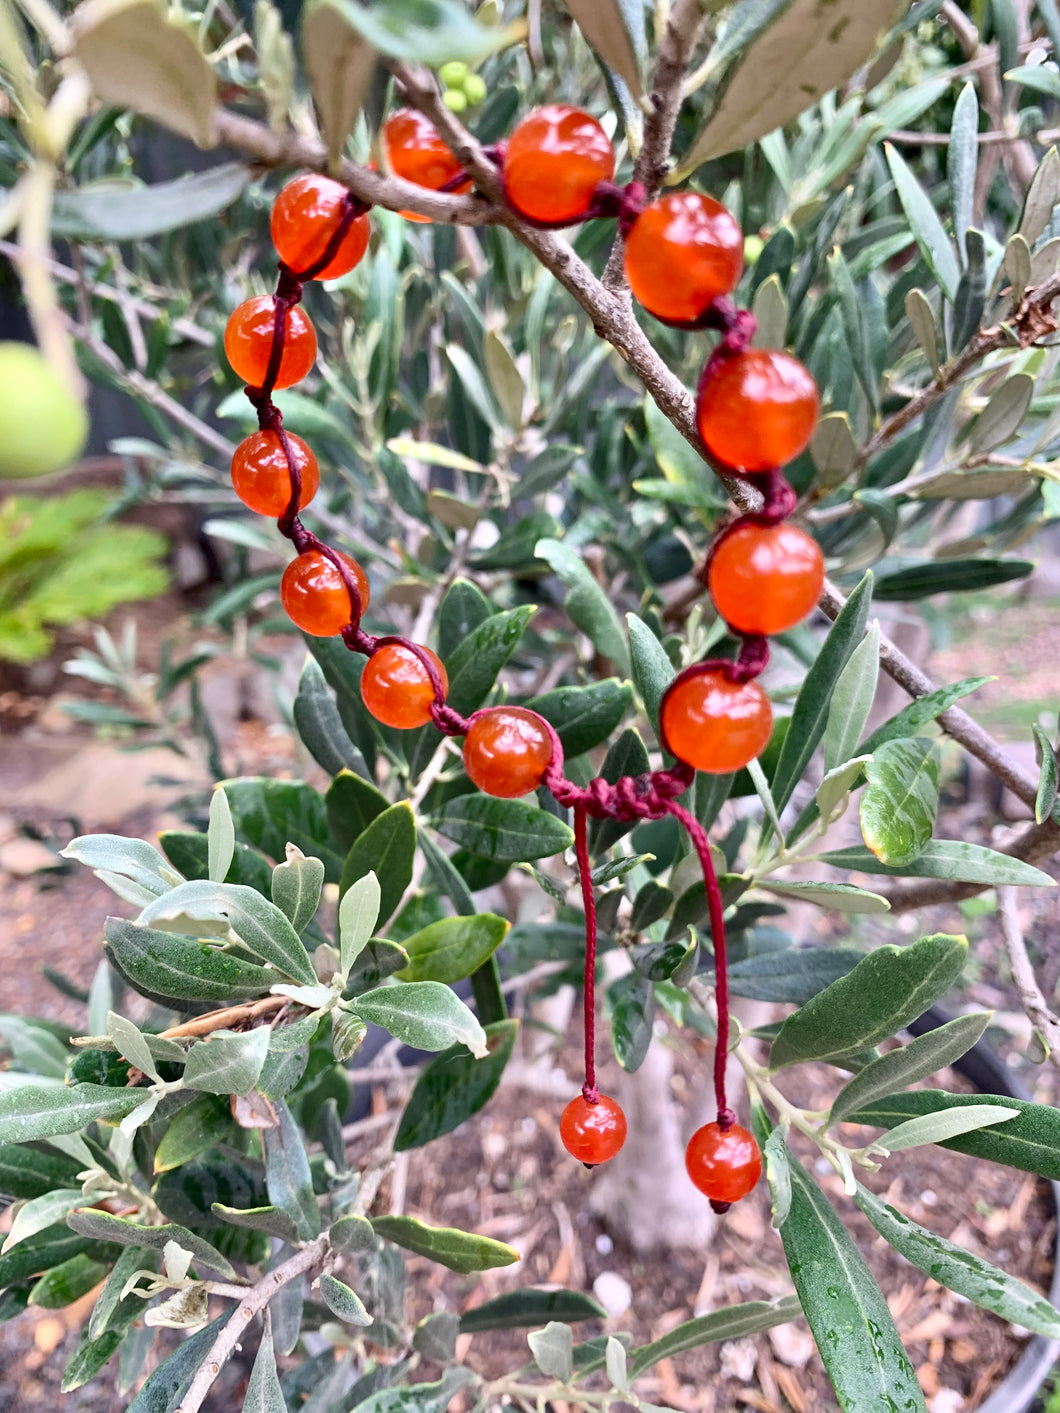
[0,490,169,663]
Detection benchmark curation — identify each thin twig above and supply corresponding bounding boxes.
[159,994,286,1039]
[602,0,705,291]
[212,109,498,227]
[340,1111,398,1142]
[997,885,1060,1064]
[636,0,705,192]
[889,126,1060,147]
[69,318,237,460]
[855,273,1060,469]
[408,734,458,812]
[384,63,758,514]
[818,581,1043,810]
[0,239,215,346]
[174,1236,328,1413]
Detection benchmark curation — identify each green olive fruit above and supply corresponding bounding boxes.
[743,235,764,267]
[0,343,88,479]
[439,60,469,87]
[463,73,487,106]
[442,88,468,114]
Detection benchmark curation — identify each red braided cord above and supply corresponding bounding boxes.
[231,168,812,1139]
[573,804,598,1104]
[664,799,735,1130]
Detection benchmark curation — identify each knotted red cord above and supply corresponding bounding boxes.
[573,805,598,1105]
[664,800,736,1131]
[235,171,802,1141]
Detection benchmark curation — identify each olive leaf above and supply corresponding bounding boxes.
[674,0,906,174]
[72,0,218,147]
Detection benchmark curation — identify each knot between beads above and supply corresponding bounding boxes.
[544,764,693,822]
[244,385,281,429]
[275,266,305,305]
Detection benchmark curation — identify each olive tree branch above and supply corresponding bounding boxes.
[173,1234,329,1413]
[601,0,707,291]
[997,884,1060,1065]
[391,86,1058,824]
[0,239,215,347]
[817,587,1042,810]
[853,271,1060,470]
[212,109,499,227]
[633,0,706,193]
[385,61,758,513]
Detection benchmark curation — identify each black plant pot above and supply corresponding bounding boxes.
[907,1007,1060,1413]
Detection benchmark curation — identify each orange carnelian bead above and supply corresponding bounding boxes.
[224,296,317,390]
[361,643,448,729]
[709,522,824,637]
[560,1093,627,1165]
[231,430,319,517]
[661,667,772,774]
[383,109,470,197]
[281,550,370,637]
[685,1122,762,1205]
[463,707,553,798]
[503,105,614,224]
[696,349,818,472]
[625,193,743,323]
[270,174,370,280]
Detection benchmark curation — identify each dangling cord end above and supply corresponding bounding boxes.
[666,800,733,1131]
[573,804,599,1106]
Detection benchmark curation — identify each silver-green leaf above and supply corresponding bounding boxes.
[182,1027,271,1097]
[353,982,488,1058]
[854,1183,1060,1338]
[877,1102,1018,1152]
[770,933,967,1070]
[859,738,939,867]
[829,1011,992,1126]
[319,1272,373,1326]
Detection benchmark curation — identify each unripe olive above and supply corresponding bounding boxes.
[439,60,469,87]
[443,88,468,114]
[743,235,764,266]
[0,342,88,479]
[463,73,487,106]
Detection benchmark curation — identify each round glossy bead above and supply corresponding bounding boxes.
[625,192,743,323]
[709,522,824,637]
[281,550,369,637]
[660,667,772,774]
[685,1122,762,1204]
[270,173,370,280]
[696,349,819,472]
[224,296,317,390]
[383,109,469,194]
[463,707,553,798]
[231,429,319,517]
[361,643,448,729]
[560,1093,627,1165]
[503,105,614,224]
